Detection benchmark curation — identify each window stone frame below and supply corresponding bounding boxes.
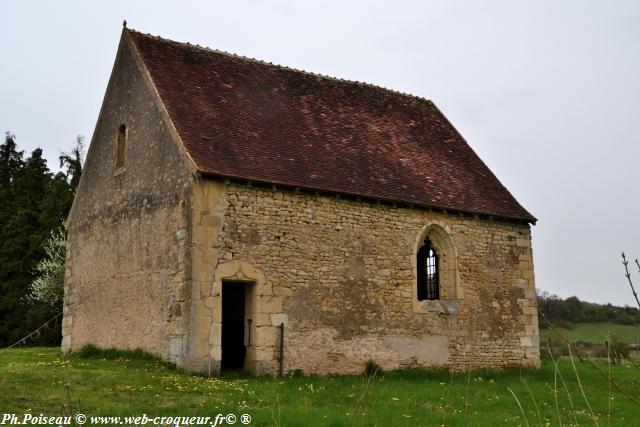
[411,223,460,314]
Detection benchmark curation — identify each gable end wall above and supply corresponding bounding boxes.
[62,33,195,364]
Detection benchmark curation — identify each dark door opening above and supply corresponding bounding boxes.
[221,282,246,371]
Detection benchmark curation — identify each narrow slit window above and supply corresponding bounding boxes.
[116,124,127,168]
[417,238,439,300]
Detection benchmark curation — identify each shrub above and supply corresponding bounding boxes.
[288,369,305,378]
[543,334,568,358]
[364,360,383,377]
[609,335,630,362]
[27,228,66,309]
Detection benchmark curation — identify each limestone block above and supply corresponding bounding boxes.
[211,282,222,296]
[210,345,222,360]
[192,261,214,283]
[270,313,288,326]
[532,334,540,348]
[200,283,213,298]
[63,315,73,327]
[519,261,531,270]
[519,336,533,348]
[61,335,71,354]
[195,317,213,334]
[208,322,221,344]
[521,270,534,279]
[193,226,220,245]
[258,296,283,314]
[525,324,538,336]
[194,336,209,357]
[253,360,273,376]
[200,214,221,228]
[442,300,459,314]
[251,313,271,327]
[192,299,213,319]
[254,326,278,347]
[421,300,444,313]
[273,286,294,297]
[191,248,218,281]
[170,337,183,356]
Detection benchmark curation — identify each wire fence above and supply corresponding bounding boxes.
[0,311,63,353]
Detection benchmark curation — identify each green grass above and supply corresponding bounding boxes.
[540,322,640,344]
[1,347,640,426]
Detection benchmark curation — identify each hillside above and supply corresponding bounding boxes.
[540,322,640,345]
[537,291,640,330]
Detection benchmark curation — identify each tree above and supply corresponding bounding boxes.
[59,135,84,191]
[0,133,82,346]
[0,132,27,346]
[0,132,24,185]
[27,228,66,311]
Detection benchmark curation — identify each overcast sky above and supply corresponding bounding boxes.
[2,1,639,306]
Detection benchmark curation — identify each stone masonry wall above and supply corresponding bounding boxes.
[62,33,194,365]
[201,180,538,375]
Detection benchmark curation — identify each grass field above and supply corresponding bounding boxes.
[1,347,640,426]
[540,323,640,345]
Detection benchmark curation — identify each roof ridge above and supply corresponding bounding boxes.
[125,27,434,107]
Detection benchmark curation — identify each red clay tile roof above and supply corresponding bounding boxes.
[128,30,535,223]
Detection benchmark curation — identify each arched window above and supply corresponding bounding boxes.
[417,237,439,300]
[116,124,127,168]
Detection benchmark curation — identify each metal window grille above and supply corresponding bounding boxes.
[425,247,439,299]
[417,238,439,300]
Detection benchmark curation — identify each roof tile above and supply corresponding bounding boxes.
[128,30,535,222]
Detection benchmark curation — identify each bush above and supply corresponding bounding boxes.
[542,334,568,358]
[27,228,66,310]
[609,335,630,362]
[364,360,383,377]
[288,369,305,378]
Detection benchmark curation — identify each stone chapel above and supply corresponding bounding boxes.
[61,27,539,375]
